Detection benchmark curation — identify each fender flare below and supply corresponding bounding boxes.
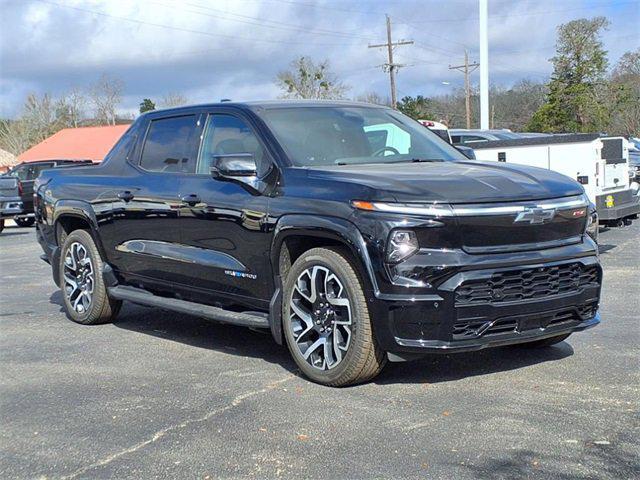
[267,214,381,345]
[53,200,109,261]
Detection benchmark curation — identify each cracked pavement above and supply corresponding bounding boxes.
[1,221,638,479]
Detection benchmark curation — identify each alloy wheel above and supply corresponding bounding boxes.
[289,265,352,370]
[63,242,95,314]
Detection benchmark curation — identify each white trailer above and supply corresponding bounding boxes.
[471,134,640,225]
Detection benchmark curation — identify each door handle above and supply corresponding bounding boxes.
[117,190,134,202]
[180,193,201,206]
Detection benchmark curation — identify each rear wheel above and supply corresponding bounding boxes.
[0,219,4,233]
[521,333,571,348]
[59,229,121,325]
[15,217,35,227]
[282,247,386,387]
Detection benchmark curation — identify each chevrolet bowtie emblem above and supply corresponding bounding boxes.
[514,207,556,224]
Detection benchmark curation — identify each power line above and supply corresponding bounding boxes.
[36,0,346,47]
[369,15,414,109]
[152,0,379,42]
[449,51,480,129]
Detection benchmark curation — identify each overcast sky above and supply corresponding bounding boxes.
[1,0,638,118]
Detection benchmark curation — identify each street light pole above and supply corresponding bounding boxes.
[479,0,489,129]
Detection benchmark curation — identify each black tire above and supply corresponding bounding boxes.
[59,229,121,325]
[521,333,571,348]
[282,247,387,387]
[15,217,35,227]
[0,219,4,233]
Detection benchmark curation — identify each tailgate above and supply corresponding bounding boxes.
[0,177,19,198]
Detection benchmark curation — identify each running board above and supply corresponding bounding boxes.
[107,286,269,329]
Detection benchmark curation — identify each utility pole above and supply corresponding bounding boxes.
[449,50,479,129]
[368,15,413,109]
[479,0,489,129]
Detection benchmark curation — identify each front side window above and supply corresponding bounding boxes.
[197,115,267,175]
[257,106,464,167]
[140,115,197,173]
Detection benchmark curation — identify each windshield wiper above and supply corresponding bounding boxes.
[410,158,445,163]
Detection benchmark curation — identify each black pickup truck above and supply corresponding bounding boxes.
[35,101,602,386]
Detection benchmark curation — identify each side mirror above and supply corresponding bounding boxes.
[211,153,267,194]
[455,145,476,160]
[211,153,257,178]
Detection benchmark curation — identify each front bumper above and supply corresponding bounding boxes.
[369,244,602,356]
[596,190,640,220]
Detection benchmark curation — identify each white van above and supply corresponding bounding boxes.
[471,134,640,225]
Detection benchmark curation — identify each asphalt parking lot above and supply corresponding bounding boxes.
[1,221,638,479]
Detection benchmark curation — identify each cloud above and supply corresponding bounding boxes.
[0,0,637,118]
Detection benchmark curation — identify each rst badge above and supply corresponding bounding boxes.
[514,207,556,225]
[224,270,257,280]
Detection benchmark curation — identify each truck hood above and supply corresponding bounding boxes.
[307,160,584,203]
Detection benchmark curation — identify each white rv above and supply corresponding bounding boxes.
[471,134,640,225]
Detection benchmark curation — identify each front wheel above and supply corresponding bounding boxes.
[59,229,121,325]
[282,247,386,387]
[15,217,35,227]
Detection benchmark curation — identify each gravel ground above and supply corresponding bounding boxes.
[1,221,638,479]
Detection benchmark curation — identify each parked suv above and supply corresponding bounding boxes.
[3,159,93,227]
[35,101,602,386]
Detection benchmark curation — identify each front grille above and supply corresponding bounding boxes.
[455,263,600,306]
[452,302,598,340]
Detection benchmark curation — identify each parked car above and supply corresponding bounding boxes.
[0,176,23,233]
[417,120,475,159]
[450,128,522,145]
[35,101,602,386]
[3,159,94,227]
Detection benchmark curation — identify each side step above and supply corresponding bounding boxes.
[107,286,269,329]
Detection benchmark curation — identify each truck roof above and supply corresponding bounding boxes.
[144,100,389,116]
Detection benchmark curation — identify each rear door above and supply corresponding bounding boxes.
[101,113,202,289]
[601,138,628,190]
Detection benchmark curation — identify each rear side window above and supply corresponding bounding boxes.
[461,135,488,144]
[140,115,197,173]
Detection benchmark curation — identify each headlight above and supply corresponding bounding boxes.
[386,230,419,263]
[586,210,598,243]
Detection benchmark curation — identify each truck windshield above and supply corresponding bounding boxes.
[258,106,465,167]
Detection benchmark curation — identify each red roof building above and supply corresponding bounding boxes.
[17,125,130,163]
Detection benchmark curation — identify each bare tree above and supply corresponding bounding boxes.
[277,56,349,100]
[90,74,124,125]
[57,88,87,128]
[608,49,640,135]
[22,93,58,142]
[0,120,32,156]
[159,92,189,108]
[355,91,390,106]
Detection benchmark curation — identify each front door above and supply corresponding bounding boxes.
[175,112,274,309]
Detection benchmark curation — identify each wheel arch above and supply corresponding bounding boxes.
[52,201,111,281]
[268,215,379,345]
